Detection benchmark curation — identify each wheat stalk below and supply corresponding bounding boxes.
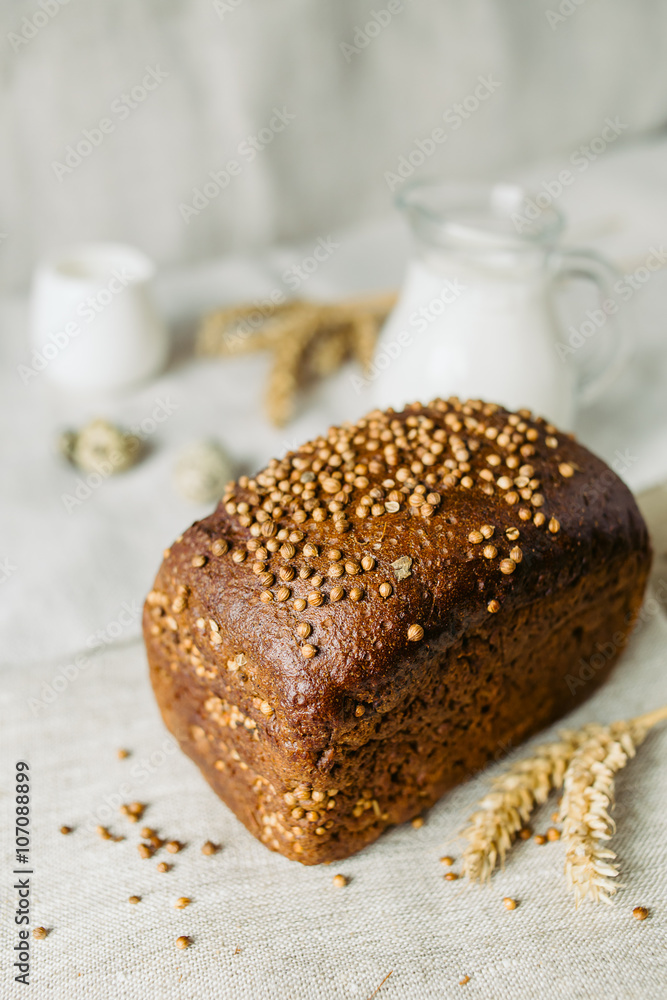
[559,705,667,905]
[461,728,594,882]
[460,705,667,898]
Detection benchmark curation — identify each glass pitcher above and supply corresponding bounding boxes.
[372,180,627,428]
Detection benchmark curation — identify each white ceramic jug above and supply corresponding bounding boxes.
[372,181,626,428]
[30,242,168,392]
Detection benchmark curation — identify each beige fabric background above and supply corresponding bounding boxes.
[2,591,666,1000]
[3,0,667,291]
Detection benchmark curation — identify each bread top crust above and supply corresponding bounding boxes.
[152,398,650,740]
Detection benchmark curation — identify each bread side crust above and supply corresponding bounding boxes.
[146,546,649,863]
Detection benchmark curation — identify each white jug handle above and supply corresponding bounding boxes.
[552,248,629,406]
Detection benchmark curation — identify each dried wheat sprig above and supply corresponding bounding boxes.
[461,727,597,882]
[460,705,667,894]
[559,705,667,906]
[196,292,397,425]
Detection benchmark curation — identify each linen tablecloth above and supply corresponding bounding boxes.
[2,594,666,1000]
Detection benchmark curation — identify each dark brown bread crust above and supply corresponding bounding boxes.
[143,398,651,863]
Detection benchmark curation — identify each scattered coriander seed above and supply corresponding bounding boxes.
[301,643,317,659]
[60,825,73,835]
[534,834,547,845]
[96,825,112,840]
[128,895,141,905]
[355,705,366,717]
[440,856,454,866]
[175,897,191,909]
[117,748,130,759]
[411,817,424,829]
[468,530,483,544]
[518,827,532,840]
[296,622,312,639]
[176,936,191,950]
[546,827,561,841]
[444,872,459,881]
[149,835,164,849]
[332,874,349,887]
[480,524,494,539]
[548,517,560,534]
[137,843,154,859]
[33,927,48,940]
[407,624,424,641]
[201,840,219,855]
[483,544,497,559]
[191,555,206,568]
[378,582,393,598]
[499,558,516,575]
[157,862,171,873]
[349,587,364,602]
[487,600,500,613]
[459,975,470,986]
[330,587,344,602]
[166,840,183,854]
[503,897,518,910]
[140,827,156,839]
[559,462,574,477]
[633,906,649,921]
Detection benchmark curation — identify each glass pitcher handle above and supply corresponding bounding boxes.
[552,248,629,406]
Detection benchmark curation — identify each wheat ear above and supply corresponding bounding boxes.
[461,728,595,882]
[559,705,667,906]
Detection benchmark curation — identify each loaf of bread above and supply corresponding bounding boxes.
[144,398,651,864]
